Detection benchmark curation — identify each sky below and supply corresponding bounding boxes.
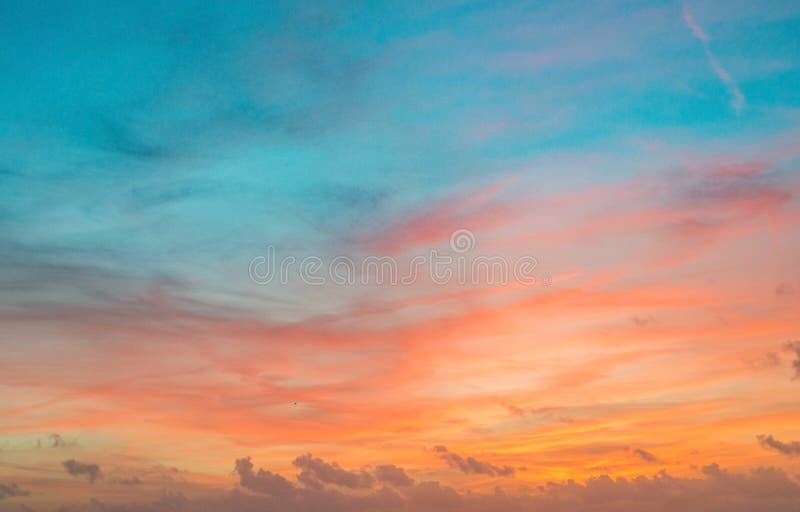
[1,0,800,510]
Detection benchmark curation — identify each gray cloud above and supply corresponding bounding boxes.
[293,453,374,490]
[632,448,659,463]
[433,446,515,477]
[234,457,294,497]
[63,459,102,483]
[757,435,800,457]
[0,483,29,499]
[374,464,415,487]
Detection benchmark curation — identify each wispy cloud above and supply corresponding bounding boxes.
[682,4,746,113]
[433,446,515,477]
[632,448,659,463]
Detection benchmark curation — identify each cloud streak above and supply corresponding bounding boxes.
[757,435,800,457]
[632,448,659,463]
[682,4,746,113]
[433,446,515,477]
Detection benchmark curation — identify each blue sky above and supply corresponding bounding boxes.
[2,0,800,325]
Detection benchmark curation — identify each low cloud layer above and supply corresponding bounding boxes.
[32,456,800,512]
[433,446,515,477]
[63,459,102,483]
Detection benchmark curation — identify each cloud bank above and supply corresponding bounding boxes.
[30,456,800,512]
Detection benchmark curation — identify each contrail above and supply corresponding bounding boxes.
[682,4,745,113]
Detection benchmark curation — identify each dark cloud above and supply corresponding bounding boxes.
[374,464,415,487]
[757,435,800,457]
[234,457,294,497]
[292,453,374,490]
[631,448,659,463]
[784,341,800,379]
[0,483,29,499]
[433,446,515,477]
[63,459,102,483]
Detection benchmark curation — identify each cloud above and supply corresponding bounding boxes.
[682,4,745,113]
[292,453,374,490]
[632,315,657,327]
[503,403,526,416]
[0,483,29,499]
[50,433,67,448]
[433,446,515,477]
[374,464,415,487]
[62,459,102,483]
[784,341,800,379]
[757,435,800,457]
[681,5,710,42]
[234,457,295,497]
[112,476,143,486]
[632,448,659,463]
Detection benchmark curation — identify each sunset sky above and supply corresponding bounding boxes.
[1,1,800,511]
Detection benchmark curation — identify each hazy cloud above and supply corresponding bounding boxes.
[63,459,101,483]
[112,476,143,486]
[0,483,29,499]
[50,433,67,448]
